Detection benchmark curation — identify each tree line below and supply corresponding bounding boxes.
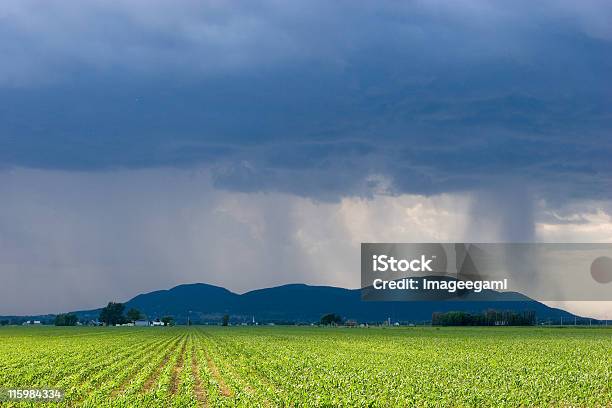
[51,302,174,326]
[98,302,173,326]
[432,310,536,326]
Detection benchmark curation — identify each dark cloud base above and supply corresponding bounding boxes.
[0,1,611,204]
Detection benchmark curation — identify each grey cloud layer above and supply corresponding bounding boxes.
[0,168,468,314]
[1,0,611,203]
[1,168,611,316]
[2,0,611,82]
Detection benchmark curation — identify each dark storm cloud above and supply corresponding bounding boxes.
[3,1,612,316]
[0,0,611,202]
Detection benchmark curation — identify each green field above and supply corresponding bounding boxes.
[0,326,611,407]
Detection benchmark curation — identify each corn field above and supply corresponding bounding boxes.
[0,326,611,407]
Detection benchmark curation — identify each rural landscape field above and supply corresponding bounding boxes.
[1,326,611,407]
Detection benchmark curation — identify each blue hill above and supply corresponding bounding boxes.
[70,282,580,324]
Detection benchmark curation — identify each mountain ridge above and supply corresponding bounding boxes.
[1,282,586,324]
[73,282,579,324]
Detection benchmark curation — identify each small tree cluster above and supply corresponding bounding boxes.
[54,313,78,326]
[432,310,536,326]
[320,313,343,326]
[99,302,126,326]
[127,308,144,322]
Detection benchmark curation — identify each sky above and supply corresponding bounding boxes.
[1,1,611,316]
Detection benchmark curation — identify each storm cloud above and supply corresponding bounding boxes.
[0,0,610,202]
[1,1,611,315]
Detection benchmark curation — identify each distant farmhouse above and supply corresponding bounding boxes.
[120,320,165,327]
